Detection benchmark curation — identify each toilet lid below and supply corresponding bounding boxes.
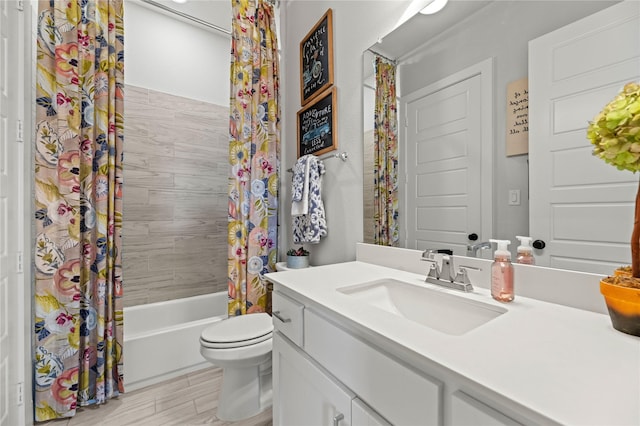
[201,313,273,347]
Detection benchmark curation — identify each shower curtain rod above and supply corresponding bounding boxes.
[366,49,397,65]
[140,0,232,36]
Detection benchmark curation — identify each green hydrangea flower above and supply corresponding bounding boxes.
[587,82,640,173]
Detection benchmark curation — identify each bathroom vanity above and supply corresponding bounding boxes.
[265,245,640,426]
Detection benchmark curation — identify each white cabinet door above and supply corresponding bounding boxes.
[352,398,392,426]
[402,59,493,254]
[305,309,443,425]
[529,1,640,274]
[450,391,522,426]
[272,332,354,426]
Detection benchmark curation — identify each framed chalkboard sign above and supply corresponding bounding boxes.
[297,87,337,158]
[299,9,334,105]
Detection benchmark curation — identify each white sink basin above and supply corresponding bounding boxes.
[337,278,506,335]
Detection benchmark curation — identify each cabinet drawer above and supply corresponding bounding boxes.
[451,391,522,426]
[272,291,304,347]
[305,309,443,425]
[352,398,392,426]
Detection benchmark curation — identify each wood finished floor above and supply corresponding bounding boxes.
[39,367,272,426]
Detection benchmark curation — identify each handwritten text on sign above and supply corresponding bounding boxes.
[300,10,333,105]
[301,24,327,99]
[506,78,529,156]
[297,89,336,158]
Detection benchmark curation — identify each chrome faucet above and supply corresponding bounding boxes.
[467,241,492,258]
[421,250,479,292]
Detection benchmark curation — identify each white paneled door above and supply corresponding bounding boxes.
[0,1,25,425]
[529,1,640,274]
[403,59,493,254]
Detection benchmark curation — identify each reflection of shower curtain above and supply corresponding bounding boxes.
[33,0,125,420]
[374,56,399,246]
[228,0,280,316]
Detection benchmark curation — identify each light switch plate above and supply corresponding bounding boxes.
[508,189,521,206]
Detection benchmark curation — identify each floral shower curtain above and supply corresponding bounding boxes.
[33,0,125,420]
[228,0,280,316]
[373,56,399,246]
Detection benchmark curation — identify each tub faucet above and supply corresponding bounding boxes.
[467,241,492,257]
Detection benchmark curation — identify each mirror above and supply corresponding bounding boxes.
[363,0,622,269]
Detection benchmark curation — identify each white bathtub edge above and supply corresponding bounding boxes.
[123,292,228,392]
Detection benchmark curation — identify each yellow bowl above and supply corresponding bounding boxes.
[600,279,640,337]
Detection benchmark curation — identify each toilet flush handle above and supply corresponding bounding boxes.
[272,311,291,323]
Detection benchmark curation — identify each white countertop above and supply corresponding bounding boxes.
[265,261,640,426]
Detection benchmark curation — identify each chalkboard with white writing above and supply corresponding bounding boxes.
[297,88,337,158]
[299,9,333,105]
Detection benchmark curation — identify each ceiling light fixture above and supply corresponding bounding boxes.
[419,0,448,15]
[171,0,188,4]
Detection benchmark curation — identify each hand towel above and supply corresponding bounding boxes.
[292,155,327,243]
[291,155,311,216]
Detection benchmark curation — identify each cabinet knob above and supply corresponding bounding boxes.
[333,413,344,426]
[468,233,478,241]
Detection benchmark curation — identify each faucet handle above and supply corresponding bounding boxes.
[422,250,445,279]
[423,260,440,279]
[454,265,482,287]
[458,264,482,271]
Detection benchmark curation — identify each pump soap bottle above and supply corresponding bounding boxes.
[489,239,514,302]
[515,236,535,265]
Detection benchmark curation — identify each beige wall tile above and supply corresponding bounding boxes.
[126,85,149,103]
[174,174,221,192]
[125,135,175,157]
[147,189,216,206]
[123,236,176,255]
[148,90,217,115]
[126,100,175,121]
[121,222,150,237]
[173,141,226,162]
[174,203,219,220]
[122,185,149,205]
[125,204,174,222]
[174,235,217,253]
[147,219,218,237]
[124,169,174,189]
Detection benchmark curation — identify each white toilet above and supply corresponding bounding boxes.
[199,312,273,421]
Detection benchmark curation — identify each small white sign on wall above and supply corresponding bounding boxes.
[506,77,529,156]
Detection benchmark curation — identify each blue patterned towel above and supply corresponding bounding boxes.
[291,155,311,215]
[292,155,327,243]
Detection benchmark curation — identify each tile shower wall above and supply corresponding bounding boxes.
[123,85,228,307]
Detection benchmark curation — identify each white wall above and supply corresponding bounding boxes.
[124,1,230,105]
[280,1,411,265]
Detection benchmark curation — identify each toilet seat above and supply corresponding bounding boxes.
[200,312,273,349]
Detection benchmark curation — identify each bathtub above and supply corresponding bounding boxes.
[123,292,228,391]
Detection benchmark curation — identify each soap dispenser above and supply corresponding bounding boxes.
[515,236,535,265]
[489,239,514,302]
